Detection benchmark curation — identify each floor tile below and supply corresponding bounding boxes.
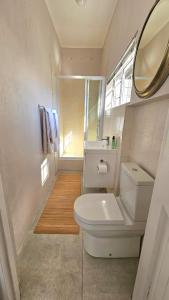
[83,249,138,300]
[18,233,82,300]
[18,232,138,300]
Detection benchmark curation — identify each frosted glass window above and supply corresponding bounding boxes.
[41,158,49,186]
[113,71,122,108]
[105,82,113,114]
[105,39,136,112]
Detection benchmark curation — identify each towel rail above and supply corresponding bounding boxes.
[38,105,58,116]
[38,104,45,109]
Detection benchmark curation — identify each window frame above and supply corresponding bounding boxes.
[104,36,137,113]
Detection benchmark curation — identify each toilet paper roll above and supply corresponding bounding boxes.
[97,162,108,174]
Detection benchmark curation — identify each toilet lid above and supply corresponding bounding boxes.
[74,193,124,225]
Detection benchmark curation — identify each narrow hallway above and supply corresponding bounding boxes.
[1,0,169,299]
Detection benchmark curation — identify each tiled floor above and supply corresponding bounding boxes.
[18,233,138,300]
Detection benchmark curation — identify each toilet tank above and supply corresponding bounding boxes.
[120,162,154,222]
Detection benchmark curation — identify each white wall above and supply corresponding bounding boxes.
[0,0,61,253]
[61,48,102,76]
[103,105,126,138]
[102,0,155,77]
[122,100,169,177]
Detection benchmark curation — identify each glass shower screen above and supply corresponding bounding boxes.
[59,76,105,158]
[84,78,105,141]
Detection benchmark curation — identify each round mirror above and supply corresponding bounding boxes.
[133,0,169,98]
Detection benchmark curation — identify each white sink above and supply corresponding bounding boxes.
[84,140,109,149]
[84,140,117,153]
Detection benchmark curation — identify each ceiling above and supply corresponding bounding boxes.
[45,0,117,48]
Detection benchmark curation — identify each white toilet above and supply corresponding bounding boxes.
[74,162,154,258]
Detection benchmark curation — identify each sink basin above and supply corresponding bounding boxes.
[84,140,109,149]
[84,140,117,153]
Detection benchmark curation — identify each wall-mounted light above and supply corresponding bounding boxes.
[75,0,87,7]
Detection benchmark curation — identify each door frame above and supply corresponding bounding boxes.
[132,107,169,299]
[0,174,20,300]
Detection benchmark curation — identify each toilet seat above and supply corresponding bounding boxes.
[74,193,145,234]
[74,193,124,225]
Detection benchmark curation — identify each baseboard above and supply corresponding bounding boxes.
[16,174,58,257]
[58,158,83,171]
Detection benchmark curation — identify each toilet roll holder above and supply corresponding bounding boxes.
[97,159,108,174]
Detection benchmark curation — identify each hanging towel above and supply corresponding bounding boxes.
[52,112,58,138]
[46,110,54,144]
[39,106,53,154]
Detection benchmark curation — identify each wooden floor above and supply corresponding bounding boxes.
[34,173,81,234]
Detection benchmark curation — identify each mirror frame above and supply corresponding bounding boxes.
[133,0,169,98]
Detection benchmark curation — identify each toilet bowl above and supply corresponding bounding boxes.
[74,162,154,258]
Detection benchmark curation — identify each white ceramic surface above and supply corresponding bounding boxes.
[74,193,124,225]
[84,140,116,152]
[74,162,154,258]
[120,163,154,221]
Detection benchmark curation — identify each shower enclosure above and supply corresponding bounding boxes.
[59,76,105,158]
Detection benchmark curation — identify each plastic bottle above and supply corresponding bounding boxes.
[111,136,117,149]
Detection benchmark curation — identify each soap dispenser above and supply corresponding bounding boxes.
[111,136,117,149]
